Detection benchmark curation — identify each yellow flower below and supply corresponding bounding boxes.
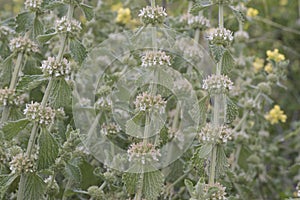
[116,8,132,25]
[253,58,264,73]
[247,8,259,17]
[111,2,123,12]
[264,63,273,73]
[265,105,287,124]
[279,0,288,6]
[266,49,285,62]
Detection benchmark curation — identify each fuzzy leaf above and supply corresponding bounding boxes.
[80,3,94,21]
[216,145,228,178]
[189,95,209,125]
[142,170,164,200]
[70,39,87,64]
[2,119,30,140]
[65,162,82,183]
[190,1,214,15]
[226,98,239,123]
[221,50,235,74]
[37,32,57,44]
[0,54,13,87]
[16,75,46,92]
[17,173,46,200]
[37,128,59,170]
[209,44,226,63]
[33,17,44,38]
[44,1,64,9]
[197,143,213,158]
[0,174,18,199]
[16,12,34,32]
[123,172,140,195]
[230,6,246,23]
[184,179,195,197]
[49,78,72,108]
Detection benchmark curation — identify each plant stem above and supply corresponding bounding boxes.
[209,146,217,184]
[218,2,224,29]
[151,0,155,7]
[134,173,144,200]
[1,52,24,123]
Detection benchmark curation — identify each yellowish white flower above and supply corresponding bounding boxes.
[266,49,285,62]
[247,7,259,17]
[264,63,273,74]
[116,8,132,25]
[253,58,264,73]
[265,105,287,124]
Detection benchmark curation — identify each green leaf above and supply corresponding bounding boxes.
[44,1,65,10]
[221,50,235,74]
[123,172,140,195]
[0,54,13,87]
[2,119,30,140]
[142,170,164,200]
[18,173,46,200]
[230,6,246,23]
[226,98,239,124]
[70,39,87,64]
[209,44,226,63]
[16,75,46,92]
[0,174,18,199]
[189,95,209,125]
[37,32,57,44]
[190,1,214,15]
[37,128,59,170]
[33,17,44,38]
[49,78,72,108]
[197,143,213,158]
[215,145,228,178]
[65,162,82,183]
[16,12,34,33]
[184,179,194,197]
[80,3,94,21]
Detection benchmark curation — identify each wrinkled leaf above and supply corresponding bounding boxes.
[16,75,46,92]
[226,98,239,124]
[142,170,164,200]
[0,174,18,199]
[70,38,87,64]
[16,12,34,32]
[80,3,94,21]
[221,50,235,74]
[33,17,44,38]
[37,32,57,44]
[17,173,46,200]
[2,119,30,140]
[49,78,72,108]
[65,162,82,183]
[209,44,226,63]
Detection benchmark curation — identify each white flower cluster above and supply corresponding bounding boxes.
[40,57,71,78]
[101,122,121,136]
[199,123,232,144]
[234,30,249,43]
[138,6,167,25]
[56,16,82,33]
[0,87,21,106]
[180,14,210,30]
[134,92,166,114]
[297,182,300,197]
[9,153,35,174]
[203,182,228,200]
[24,102,64,125]
[127,142,161,164]
[141,50,171,67]
[95,96,112,110]
[25,0,42,11]
[202,74,233,94]
[207,28,234,46]
[9,37,39,54]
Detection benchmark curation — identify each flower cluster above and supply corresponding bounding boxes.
[253,57,264,73]
[101,122,121,136]
[127,142,161,164]
[134,92,166,114]
[138,6,167,25]
[141,50,171,67]
[296,182,300,197]
[180,14,210,30]
[234,30,249,43]
[24,102,64,125]
[198,123,232,144]
[247,7,259,17]
[0,87,21,106]
[9,37,39,54]
[95,96,112,110]
[9,153,35,174]
[203,182,228,200]
[264,63,273,74]
[40,57,71,78]
[24,0,42,11]
[116,8,132,25]
[265,105,287,124]
[202,74,233,94]
[207,28,234,46]
[266,49,285,62]
[87,186,105,200]
[56,16,82,34]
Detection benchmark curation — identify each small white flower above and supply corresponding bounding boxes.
[138,6,167,25]
[0,87,21,106]
[127,142,161,164]
[141,50,171,67]
[40,57,71,78]
[198,123,232,144]
[134,92,166,114]
[101,122,121,136]
[9,37,39,54]
[202,74,233,94]
[56,16,82,34]
[203,182,228,200]
[25,0,42,11]
[9,153,35,174]
[207,28,234,46]
[180,14,210,30]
